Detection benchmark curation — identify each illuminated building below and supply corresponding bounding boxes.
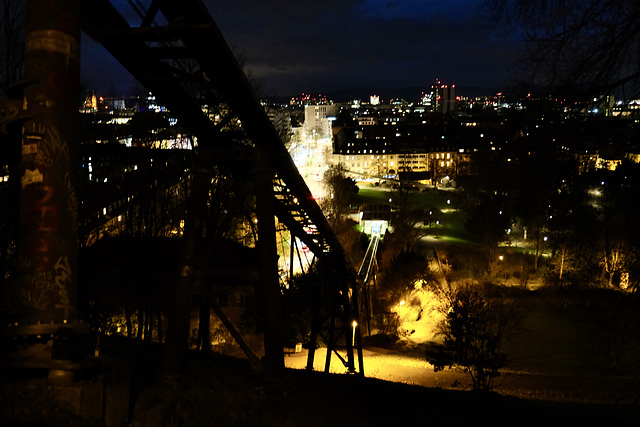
[304,104,336,140]
[331,121,469,184]
[430,79,457,114]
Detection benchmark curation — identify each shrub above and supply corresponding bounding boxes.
[425,284,518,391]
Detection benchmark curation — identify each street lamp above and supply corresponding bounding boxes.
[351,321,357,347]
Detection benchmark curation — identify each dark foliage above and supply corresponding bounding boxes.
[426,284,518,391]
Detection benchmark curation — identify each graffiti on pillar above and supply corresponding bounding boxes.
[21,270,52,310]
[25,183,58,266]
[19,121,77,319]
[64,170,78,238]
[19,182,59,312]
[38,124,68,165]
[54,255,72,319]
[21,129,45,188]
[36,124,79,232]
[14,7,81,323]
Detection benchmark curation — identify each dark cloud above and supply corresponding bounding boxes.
[205,0,516,95]
[81,1,516,97]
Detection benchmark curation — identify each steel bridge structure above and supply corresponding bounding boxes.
[2,0,363,379]
[81,0,365,377]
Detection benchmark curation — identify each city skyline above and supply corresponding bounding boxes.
[81,0,519,97]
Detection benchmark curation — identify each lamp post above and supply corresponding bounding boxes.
[352,320,357,347]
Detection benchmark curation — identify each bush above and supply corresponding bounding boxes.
[425,284,518,391]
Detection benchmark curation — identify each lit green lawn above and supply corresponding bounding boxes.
[356,186,453,211]
[355,186,478,245]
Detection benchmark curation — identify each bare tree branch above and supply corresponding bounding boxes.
[489,0,640,98]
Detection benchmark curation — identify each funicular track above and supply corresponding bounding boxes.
[80,0,364,376]
[357,234,380,336]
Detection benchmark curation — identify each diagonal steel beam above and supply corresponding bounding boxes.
[80,0,363,376]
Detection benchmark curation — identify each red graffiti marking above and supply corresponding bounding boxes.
[24,185,59,269]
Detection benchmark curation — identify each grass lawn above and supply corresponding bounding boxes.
[356,186,456,211]
[355,185,478,245]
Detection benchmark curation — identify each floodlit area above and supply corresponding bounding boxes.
[392,282,445,343]
[289,136,332,200]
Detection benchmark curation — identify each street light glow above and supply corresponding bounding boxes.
[352,321,357,346]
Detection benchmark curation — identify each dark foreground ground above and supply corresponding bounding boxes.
[2,336,639,426]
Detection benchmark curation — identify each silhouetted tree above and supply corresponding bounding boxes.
[378,249,433,311]
[321,163,358,224]
[425,284,518,391]
[465,197,510,269]
[492,0,640,98]
[549,243,576,283]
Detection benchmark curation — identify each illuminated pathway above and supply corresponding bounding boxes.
[284,347,640,404]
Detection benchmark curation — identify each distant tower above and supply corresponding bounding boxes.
[430,79,456,114]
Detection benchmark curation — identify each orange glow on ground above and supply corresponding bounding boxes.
[392,282,445,344]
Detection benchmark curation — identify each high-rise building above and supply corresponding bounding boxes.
[430,79,456,114]
[304,104,336,140]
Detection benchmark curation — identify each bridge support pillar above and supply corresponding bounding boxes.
[255,146,285,378]
[5,0,82,375]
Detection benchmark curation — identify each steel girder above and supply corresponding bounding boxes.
[80,0,363,375]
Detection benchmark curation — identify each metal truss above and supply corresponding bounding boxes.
[80,0,363,375]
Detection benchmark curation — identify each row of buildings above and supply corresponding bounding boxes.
[73,84,640,191]
[330,116,470,183]
[281,86,640,184]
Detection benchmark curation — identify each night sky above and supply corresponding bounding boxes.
[81,0,519,97]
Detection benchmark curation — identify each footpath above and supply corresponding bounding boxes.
[284,346,640,406]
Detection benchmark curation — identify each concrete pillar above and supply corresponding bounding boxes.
[12,0,80,337]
